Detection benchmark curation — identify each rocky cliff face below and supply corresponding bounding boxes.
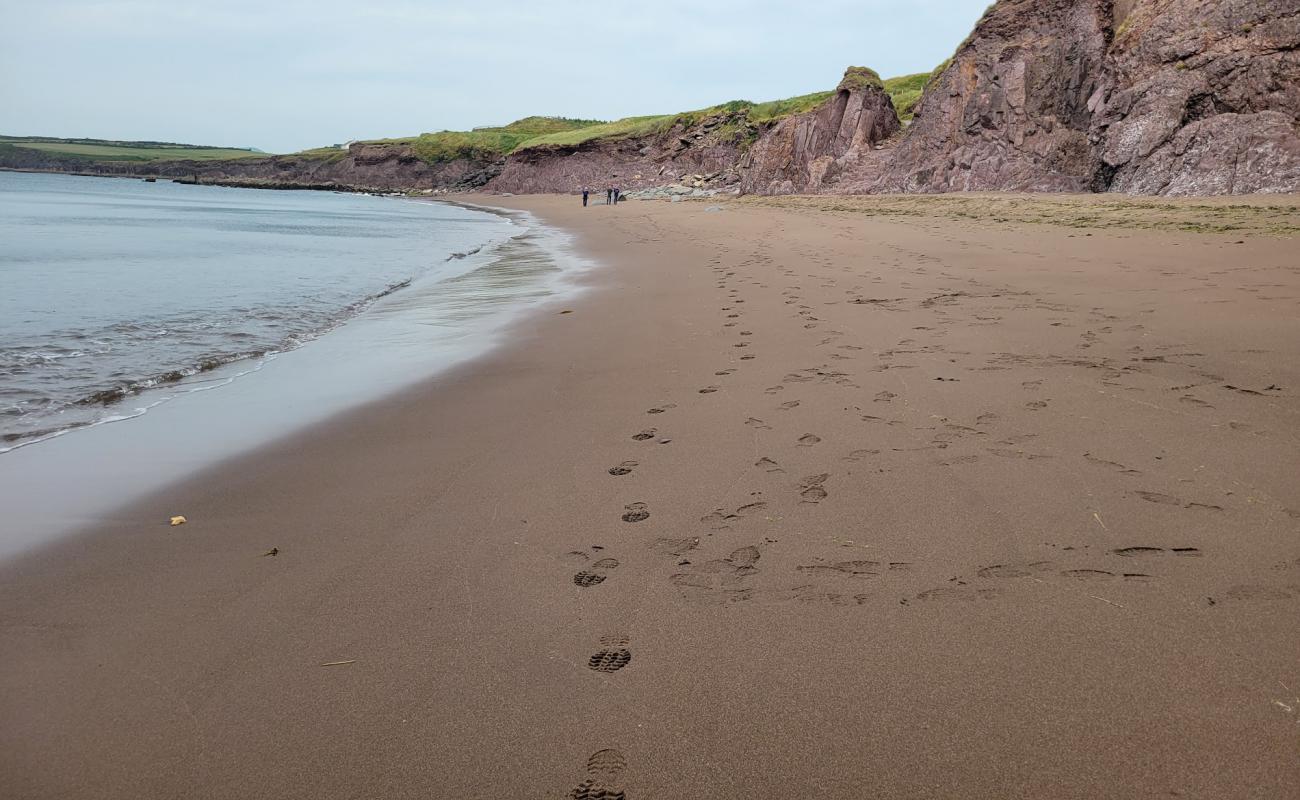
[739,68,901,195]
[1089,0,1300,195]
[862,0,1112,193]
[486,112,749,194]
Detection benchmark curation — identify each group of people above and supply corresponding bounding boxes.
[581,186,622,206]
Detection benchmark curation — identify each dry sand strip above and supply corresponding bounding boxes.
[2,194,1298,799]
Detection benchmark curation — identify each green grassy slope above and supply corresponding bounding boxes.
[0,136,266,162]
[357,117,604,164]
[514,91,835,152]
[882,72,930,122]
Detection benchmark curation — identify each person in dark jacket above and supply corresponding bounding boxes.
[582,188,589,207]
[606,187,613,205]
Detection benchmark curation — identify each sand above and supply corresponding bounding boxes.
[2,193,1298,798]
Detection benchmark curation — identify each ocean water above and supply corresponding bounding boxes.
[0,172,594,557]
[0,172,539,450]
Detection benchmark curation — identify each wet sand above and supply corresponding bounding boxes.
[2,193,1298,798]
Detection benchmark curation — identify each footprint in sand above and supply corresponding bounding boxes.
[646,404,676,415]
[573,557,620,587]
[570,749,628,800]
[650,537,700,557]
[797,560,881,578]
[631,429,657,441]
[1133,491,1223,511]
[699,385,720,394]
[914,586,1003,603]
[588,635,633,672]
[842,449,880,462]
[797,434,821,447]
[755,456,784,473]
[700,501,768,530]
[744,417,772,430]
[621,503,650,523]
[670,546,763,604]
[1111,546,1202,558]
[779,401,800,410]
[1060,569,1154,583]
[798,473,829,503]
[608,461,637,476]
[976,562,1056,579]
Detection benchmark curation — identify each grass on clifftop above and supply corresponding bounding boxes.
[356,117,604,163]
[0,136,266,162]
[882,72,930,122]
[514,91,836,152]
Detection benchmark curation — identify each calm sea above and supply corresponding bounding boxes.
[0,171,595,557]
[0,172,554,450]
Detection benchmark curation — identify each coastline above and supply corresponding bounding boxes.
[3,194,1298,798]
[0,184,592,559]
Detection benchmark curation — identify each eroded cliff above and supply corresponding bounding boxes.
[1089,0,1300,195]
[739,68,901,195]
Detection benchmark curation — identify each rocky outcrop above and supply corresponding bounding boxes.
[486,113,748,194]
[0,141,501,192]
[738,67,901,195]
[1089,0,1300,194]
[862,0,1113,193]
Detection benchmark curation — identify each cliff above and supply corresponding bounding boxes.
[739,67,901,195]
[1089,0,1300,194]
[6,0,1297,197]
[487,109,753,194]
[864,0,1112,193]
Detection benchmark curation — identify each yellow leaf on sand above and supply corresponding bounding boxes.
[170,515,187,526]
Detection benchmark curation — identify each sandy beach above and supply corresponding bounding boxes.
[2,193,1298,798]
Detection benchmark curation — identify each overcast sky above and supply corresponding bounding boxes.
[0,0,988,154]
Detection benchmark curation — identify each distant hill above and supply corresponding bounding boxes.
[0,136,267,163]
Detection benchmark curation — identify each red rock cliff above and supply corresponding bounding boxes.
[1089,0,1300,194]
[738,67,901,195]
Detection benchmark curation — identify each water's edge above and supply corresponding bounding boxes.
[0,192,600,561]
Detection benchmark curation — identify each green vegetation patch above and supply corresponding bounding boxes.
[515,91,836,153]
[353,117,605,164]
[0,136,265,163]
[882,72,929,122]
[837,66,884,92]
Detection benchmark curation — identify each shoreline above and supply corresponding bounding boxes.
[0,187,594,560]
[3,194,1298,798]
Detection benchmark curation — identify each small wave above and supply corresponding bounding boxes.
[72,350,266,406]
[446,246,482,261]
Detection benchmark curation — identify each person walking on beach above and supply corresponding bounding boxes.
[613,187,620,205]
[582,188,589,207]
[606,187,613,205]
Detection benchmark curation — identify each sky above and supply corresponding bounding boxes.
[0,0,989,154]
